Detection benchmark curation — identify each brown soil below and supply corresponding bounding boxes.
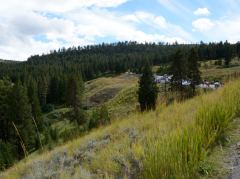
[87,87,121,107]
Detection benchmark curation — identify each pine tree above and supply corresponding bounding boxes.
[27,79,42,130]
[138,63,158,111]
[38,76,48,107]
[47,76,59,104]
[58,76,67,104]
[224,41,232,67]
[0,79,12,142]
[0,141,15,170]
[66,75,86,125]
[187,48,201,96]
[9,81,35,158]
[169,50,187,92]
[236,42,240,60]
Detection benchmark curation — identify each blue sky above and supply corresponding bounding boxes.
[0,0,240,60]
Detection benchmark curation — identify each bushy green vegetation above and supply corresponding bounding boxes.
[106,85,138,119]
[2,79,240,178]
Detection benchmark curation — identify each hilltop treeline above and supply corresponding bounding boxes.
[1,41,240,82]
[0,40,239,121]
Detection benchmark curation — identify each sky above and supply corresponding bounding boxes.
[0,0,240,61]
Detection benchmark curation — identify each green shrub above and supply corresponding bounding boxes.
[42,104,55,113]
[0,141,15,171]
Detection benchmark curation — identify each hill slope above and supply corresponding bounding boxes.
[1,80,240,178]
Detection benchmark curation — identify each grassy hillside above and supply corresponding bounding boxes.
[106,84,138,119]
[2,78,240,178]
[200,59,240,81]
[36,74,139,147]
[84,73,138,107]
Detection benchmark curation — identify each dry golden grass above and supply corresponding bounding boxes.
[84,73,138,99]
[2,79,240,179]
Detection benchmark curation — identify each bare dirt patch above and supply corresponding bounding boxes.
[88,87,121,107]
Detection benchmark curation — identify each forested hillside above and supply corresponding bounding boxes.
[1,41,240,172]
[0,41,239,110]
[1,41,240,81]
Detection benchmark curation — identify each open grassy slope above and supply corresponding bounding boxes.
[84,73,138,108]
[40,74,139,142]
[200,58,240,81]
[106,84,138,119]
[2,78,240,178]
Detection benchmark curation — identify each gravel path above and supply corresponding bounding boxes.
[222,119,240,179]
[228,142,240,179]
[200,119,240,179]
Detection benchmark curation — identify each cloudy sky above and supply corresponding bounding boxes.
[0,0,240,60]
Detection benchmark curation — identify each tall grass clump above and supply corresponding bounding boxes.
[143,80,240,179]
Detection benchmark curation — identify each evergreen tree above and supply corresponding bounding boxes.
[0,141,15,170]
[58,76,67,104]
[224,41,232,67]
[66,75,86,125]
[169,50,187,92]
[28,79,41,118]
[0,79,12,142]
[187,48,201,96]
[236,42,240,60]
[47,76,59,104]
[38,76,48,108]
[138,63,158,111]
[8,81,35,158]
[27,79,43,129]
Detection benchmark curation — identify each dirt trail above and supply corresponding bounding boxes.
[227,134,240,179]
[203,119,240,179]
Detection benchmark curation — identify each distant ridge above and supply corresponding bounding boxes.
[0,59,19,63]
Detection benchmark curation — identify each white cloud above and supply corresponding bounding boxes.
[68,9,192,43]
[191,15,240,42]
[132,11,167,28]
[122,11,193,41]
[203,16,240,42]
[0,0,193,60]
[0,0,129,13]
[192,18,215,31]
[157,0,191,16]
[194,8,210,16]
